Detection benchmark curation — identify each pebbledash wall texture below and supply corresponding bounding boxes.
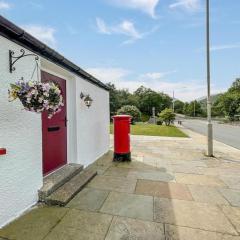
[0,35,109,227]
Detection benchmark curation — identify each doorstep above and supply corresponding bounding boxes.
[39,163,83,202]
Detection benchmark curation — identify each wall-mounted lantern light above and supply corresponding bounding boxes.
[80,92,93,108]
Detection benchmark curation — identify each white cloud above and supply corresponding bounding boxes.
[117,20,142,39]
[21,24,56,47]
[150,81,224,102]
[108,0,160,18]
[0,0,11,10]
[86,67,224,101]
[169,0,201,12]
[210,44,240,52]
[96,18,158,44]
[96,18,141,39]
[86,67,130,83]
[141,71,177,80]
[96,18,111,34]
[197,43,240,52]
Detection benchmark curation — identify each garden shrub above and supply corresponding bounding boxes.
[158,108,176,126]
[117,105,141,124]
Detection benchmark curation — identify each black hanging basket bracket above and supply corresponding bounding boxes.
[9,49,39,73]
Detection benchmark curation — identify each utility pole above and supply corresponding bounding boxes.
[206,0,213,156]
[172,90,175,113]
[194,101,196,117]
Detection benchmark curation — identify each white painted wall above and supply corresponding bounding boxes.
[0,36,109,227]
[0,36,43,227]
[75,76,110,166]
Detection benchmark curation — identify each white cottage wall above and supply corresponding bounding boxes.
[0,35,109,227]
[0,36,42,227]
[75,77,110,166]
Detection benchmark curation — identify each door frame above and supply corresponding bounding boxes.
[41,70,68,175]
[40,60,78,176]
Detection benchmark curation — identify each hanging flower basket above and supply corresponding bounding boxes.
[9,79,64,118]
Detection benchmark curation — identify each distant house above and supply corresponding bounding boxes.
[0,16,109,227]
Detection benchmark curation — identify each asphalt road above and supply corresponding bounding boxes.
[180,118,240,150]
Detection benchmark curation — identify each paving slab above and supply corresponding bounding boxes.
[221,206,240,234]
[113,161,158,170]
[94,150,114,167]
[103,166,132,178]
[154,197,238,235]
[87,175,137,193]
[188,185,229,205]
[219,188,240,207]
[0,206,68,240]
[171,159,207,168]
[104,165,175,182]
[203,158,222,168]
[100,191,153,221]
[105,216,165,240]
[128,169,175,182]
[220,176,240,190]
[165,224,240,240]
[172,164,204,174]
[155,159,173,172]
[44,209,112,240]
[196,167,220,176]
[135,180,193,201]
[175,173,226,187]
[45,227,104,240]
[87,164,110,175]
[67,188,109,211]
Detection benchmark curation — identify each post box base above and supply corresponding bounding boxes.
[113,152,131,162]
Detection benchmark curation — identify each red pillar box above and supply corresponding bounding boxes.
[112,115,131,161]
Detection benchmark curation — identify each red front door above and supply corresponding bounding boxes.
[41,71,67,175]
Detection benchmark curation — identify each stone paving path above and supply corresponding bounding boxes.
[1,127,240,239]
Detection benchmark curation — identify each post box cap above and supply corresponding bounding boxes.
[112,115,132,120]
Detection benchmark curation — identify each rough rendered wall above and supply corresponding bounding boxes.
[76,77,110,166]
[0,36,42,227]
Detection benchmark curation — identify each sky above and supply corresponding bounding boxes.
[1,0,240,101]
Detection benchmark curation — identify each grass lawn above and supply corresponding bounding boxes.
[110,123,188,137]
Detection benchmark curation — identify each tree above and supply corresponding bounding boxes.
[183,101,203,117]
[117,89,139,107]
[217,92,240,120]
[117,105,141,124]
[134,86,172,116]
[212,94,225,117]
[174,100,185,114]
[106,83,139,117]
[158,108,176,126]
[106,82,120,116]
[229,78,240,93]
[210,78,240,120]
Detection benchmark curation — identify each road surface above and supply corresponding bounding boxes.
[180,118,240,150]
